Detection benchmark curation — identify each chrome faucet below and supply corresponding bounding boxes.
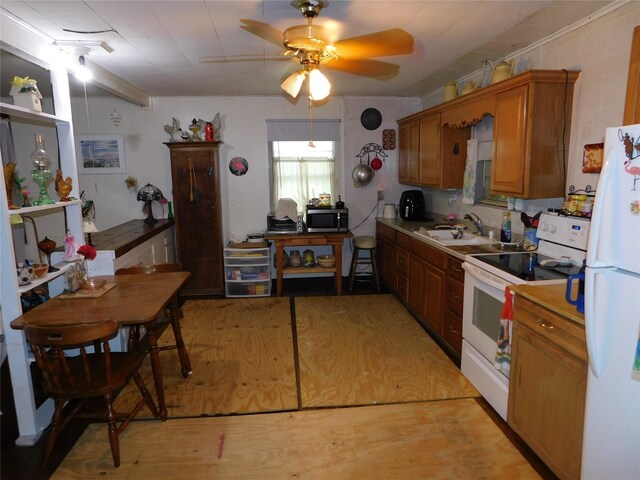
[464,213,484,236]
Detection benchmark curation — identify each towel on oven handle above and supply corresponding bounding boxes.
[494,286,513,375]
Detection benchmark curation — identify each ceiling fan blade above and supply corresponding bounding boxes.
[199,54,290,64]
[324,58,400,79]
[239,19,285,48]
[334,28,414,60]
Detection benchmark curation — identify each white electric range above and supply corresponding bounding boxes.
[460,213,590,420]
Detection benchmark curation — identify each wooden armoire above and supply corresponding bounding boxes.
[165,142,224,296]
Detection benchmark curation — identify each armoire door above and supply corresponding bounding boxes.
[167,142,224,295]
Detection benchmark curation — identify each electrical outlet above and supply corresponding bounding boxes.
[377,189,384,201]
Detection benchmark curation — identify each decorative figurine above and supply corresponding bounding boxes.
[199,113,222,141]
[163,117,183,142]
[55,170,73,201]
[63,230,82,262]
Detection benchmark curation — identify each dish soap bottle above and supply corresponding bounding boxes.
[501,211,512,243]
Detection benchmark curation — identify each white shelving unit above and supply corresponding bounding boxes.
[224,247,271,297]
[0,15,83,446]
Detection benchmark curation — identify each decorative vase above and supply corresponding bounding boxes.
[289,250,302,267]
[274,251,289,267]
[303,249,316,267]
[3,162,18,209]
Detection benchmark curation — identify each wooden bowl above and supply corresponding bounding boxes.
[33,263,49,278]
[80,277,106,291]
[316,254,336,268]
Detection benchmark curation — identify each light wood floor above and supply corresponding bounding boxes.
[54,294,542,479]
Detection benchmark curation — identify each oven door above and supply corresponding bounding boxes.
[461,261,514,420]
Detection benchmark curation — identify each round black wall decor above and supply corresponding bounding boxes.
[360,108,382,130]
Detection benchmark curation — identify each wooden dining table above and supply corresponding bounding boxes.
[10,271,191,421]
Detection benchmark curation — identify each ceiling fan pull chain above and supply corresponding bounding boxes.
[308,97,315,148]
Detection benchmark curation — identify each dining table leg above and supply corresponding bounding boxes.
[145,319,167,421]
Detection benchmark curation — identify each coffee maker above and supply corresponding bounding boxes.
[399,190,425,220]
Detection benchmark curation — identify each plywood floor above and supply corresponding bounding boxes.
[296,295,478,407]
[57,294,542,479]
[52,398,540,479]
[114,297,298,417]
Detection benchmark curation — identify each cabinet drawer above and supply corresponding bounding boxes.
[409,238,447,269]
[446,276,464,317]
[514,296,587,361]
[376,222,396,242]
[396,232,411,249]
[443,310,462,354]
[447,256,464,281]
[396,247,409,277]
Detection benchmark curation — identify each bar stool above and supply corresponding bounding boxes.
[348,235,381,292]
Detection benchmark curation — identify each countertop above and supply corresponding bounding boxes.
[376,217,504,260]
[89,219,174,258]
[509,283,585,326]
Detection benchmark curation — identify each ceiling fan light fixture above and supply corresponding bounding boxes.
[308,68,330,101]
[281,70,306,98]
[74,54,93,82]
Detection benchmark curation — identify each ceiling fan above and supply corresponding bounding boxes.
[237,0,414,100]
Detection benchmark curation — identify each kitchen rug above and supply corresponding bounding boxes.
[295,294,479,408]
[51,398,538,479]
[113,297,298,418]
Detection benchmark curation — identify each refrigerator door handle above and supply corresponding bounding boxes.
[586,148,613,268]
[584,267,610,377]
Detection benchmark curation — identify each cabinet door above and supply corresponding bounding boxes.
[409,255,445,334]
[376,236,396,290]
[492,84,528,195]
[398,121,420,185]
[170,145,224,295]
[508,320,587,480]
[418,114,441,186]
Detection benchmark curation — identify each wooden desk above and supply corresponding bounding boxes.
[11,271,190,421]
[265,232,353,296]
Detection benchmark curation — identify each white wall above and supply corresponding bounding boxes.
[70,94,420,274]
[420,2,640,237]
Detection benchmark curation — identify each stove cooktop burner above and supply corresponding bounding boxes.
[474,252,582,282]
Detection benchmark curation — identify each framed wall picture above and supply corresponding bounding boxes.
[76,134,126,174]
[582,143,604,173]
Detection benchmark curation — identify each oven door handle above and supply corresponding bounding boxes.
[462,262,510,291]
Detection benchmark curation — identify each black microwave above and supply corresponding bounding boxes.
[305,207,349,233]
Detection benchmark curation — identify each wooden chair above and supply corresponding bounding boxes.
[25,320,158,468]
[115,263,192,377]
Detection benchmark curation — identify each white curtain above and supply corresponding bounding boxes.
[272,156,335,209]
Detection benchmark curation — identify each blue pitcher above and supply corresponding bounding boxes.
[565,261,586,313]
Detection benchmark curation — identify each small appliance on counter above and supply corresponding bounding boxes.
[383,203,396,219]
[266,214,297,234]
[399,190,425,220]
[305,206,348,233]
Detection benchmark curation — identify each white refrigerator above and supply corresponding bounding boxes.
[583,123,640,479]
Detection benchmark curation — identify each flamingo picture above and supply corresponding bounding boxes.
[625,157,640,191]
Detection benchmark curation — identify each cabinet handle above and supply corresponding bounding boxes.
[451,293,461,300]
[452,266,463,273]
[537,318,555,331]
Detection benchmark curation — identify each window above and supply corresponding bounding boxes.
[271,141,336,210]
[474,117,507,207]
[266,119,341,212]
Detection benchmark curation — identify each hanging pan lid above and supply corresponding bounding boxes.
[360,108,382,130]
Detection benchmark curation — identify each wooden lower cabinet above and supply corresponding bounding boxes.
[376,222,396,289]
[508,295,587,480]
[395,237,410,303]
[166,142,224,296]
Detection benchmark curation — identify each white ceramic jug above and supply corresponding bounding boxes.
[461,81,480,96]
[383,204,396,219]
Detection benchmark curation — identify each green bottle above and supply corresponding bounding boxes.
[167,201,174,220]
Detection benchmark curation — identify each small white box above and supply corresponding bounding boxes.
[10,89,42,112]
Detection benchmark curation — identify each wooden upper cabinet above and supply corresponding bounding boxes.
[398,121,420,185]
[418,114,441,186]
[398,70,579,198]
[492,85,528,195]
[624,25,640,125]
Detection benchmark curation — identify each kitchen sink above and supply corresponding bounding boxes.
[413,229,495,246]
